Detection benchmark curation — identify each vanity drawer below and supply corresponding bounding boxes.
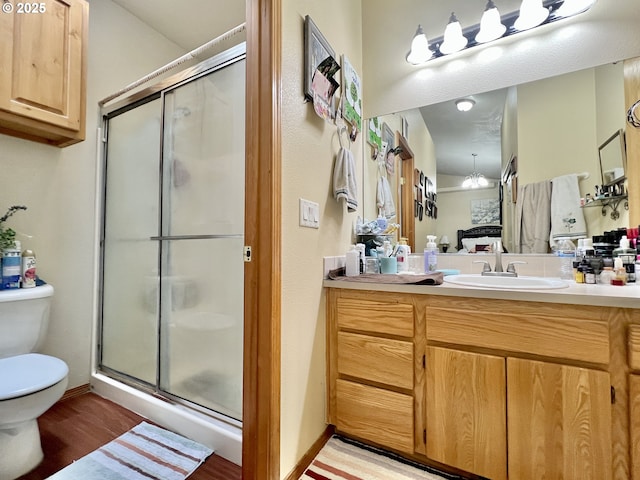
[337,298,414,337]
[426,306,609,365]
[336,379,414,453]
[338,331,413,389]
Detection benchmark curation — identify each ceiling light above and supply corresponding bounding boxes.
[476,1,507,43]
[406,24,433,65]
[439,13,468,55]
[462,153,488,188]
[554,0,597,18]
[514,0,550,31]
[456,98,476,112]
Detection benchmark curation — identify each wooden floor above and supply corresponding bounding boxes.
[17,392,242,480]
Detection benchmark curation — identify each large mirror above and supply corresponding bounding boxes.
[363,61,628,254]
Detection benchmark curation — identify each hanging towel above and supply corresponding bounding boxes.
[376,176,396,220]
[549,174,587,245]
[515,180,552,253]
[333,146,358,212]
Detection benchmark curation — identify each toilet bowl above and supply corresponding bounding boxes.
[0,353,68,480]
[0,284,68,480]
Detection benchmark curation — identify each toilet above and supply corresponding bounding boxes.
[0,284,68,480]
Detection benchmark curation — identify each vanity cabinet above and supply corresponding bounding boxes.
[326,290,425,455]
[326,288,625,479]
[628,325,640,479]
[0,0,88,146]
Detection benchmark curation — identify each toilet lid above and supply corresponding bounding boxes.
[0,353,68,400]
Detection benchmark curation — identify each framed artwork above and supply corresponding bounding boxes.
[304,16,336,102]
[471,199,501,225]
[342,55,362,131]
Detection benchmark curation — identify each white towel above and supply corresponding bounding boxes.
[549,174,587,245]
[333,147,358,212]
[376,176,396,220]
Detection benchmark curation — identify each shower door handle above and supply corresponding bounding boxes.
[149,234,244,241]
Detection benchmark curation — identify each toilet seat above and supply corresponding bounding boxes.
[0,353,68,400]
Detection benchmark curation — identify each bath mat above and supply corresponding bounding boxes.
[46,421,213,480]
[300,436,465,480]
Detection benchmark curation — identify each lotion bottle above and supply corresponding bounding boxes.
[424,235,438,272]
[396,238,410,273]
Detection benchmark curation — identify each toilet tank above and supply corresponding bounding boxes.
[0,284,54,359]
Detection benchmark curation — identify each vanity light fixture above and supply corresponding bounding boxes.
[439,13,468,55]
[455,98,476,112]
[476,0,507,43]
[406,0,597,65]
[406,24,433,65]
[462,154,489,189]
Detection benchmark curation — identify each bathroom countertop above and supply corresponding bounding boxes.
[323,277,640,309]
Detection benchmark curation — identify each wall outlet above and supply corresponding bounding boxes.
[299,198,320,228]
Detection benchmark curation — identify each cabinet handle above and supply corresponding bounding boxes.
[611,385,616,404]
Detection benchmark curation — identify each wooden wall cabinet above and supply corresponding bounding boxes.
[0,0,88,146]
[327,289,626,479]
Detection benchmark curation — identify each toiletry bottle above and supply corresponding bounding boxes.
[556,238,575,280]
[396,238,410,273]
[345,245,360,277]
[355,243,366,273]
[424,235,438,273]
[613,257,627,286]
[382,240,393,258]
[613,235,636,283]
[600,266,615,285]
[2,240,21,290]
[376,213,388,233]
[21,247,36,288]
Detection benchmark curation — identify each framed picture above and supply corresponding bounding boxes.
[304,16,336,102]
[471,199,501,225]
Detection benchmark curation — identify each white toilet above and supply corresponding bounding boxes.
[0,284,68,480]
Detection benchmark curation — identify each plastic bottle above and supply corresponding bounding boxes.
[424,235,438,273]
[355,243,366,274]
[345,245,360,277]
[556,238,575,280]
[396,238,411,273]
[376,214,388,233]
[599,266,615,285]
[21,247,36,288]
[613,235,636,283]
[2,240,21,290]
[613,257,628,285]
[382,240,393,258]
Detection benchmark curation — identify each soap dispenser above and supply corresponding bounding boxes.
[424,235,438,272]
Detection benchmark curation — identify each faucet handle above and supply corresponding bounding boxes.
[473,260,492,273]
[506,261,527,274]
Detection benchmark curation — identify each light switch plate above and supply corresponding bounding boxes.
[299,198,320,228]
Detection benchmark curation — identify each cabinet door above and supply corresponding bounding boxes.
[0,0,87,134]
[507,358,612,480]
[426,346,507,480]
[631,375,640,480]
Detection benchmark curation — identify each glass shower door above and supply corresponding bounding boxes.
[159,61,245,421]
[100,50,245,423]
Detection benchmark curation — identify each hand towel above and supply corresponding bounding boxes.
[515,180,552,253]
[376,176,396,220]
[333,147,358,212]
[549,174,587,245]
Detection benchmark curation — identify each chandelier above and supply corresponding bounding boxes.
[462,153,488,188]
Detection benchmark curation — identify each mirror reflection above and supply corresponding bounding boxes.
[363,61,628,254]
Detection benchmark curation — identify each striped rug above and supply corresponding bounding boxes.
[300,436,465,480]
[47,422,213,480]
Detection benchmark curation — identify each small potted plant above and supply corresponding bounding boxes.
[0,205,27,251]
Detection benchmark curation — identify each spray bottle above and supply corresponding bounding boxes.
[424,235,438,272]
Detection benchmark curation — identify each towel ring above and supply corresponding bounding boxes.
[628,100,640,128]
[337,125,350,150]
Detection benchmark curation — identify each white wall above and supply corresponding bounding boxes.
[0,0,187,389]
[280,1,362,477]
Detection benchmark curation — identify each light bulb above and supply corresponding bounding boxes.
[555,0,596,18]
[439,13,468,55]
[514,0,549,31]
[476,1,507,43]
[406,24,432,64]
[456,99,476,112]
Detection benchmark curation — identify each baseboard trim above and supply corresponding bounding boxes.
[61,384,91,401]
[283,425,335,480]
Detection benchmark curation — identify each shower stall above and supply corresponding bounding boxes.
[94,45,245,461]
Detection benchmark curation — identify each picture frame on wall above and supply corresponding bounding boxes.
[303,15,337,102]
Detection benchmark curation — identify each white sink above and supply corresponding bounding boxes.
[443,274,568,290]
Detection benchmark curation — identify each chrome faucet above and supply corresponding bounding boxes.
[473,240,526,277]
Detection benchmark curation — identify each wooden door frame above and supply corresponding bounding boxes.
[396,133,416,252]
[625,57,640,226]
[243,0,281,479]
